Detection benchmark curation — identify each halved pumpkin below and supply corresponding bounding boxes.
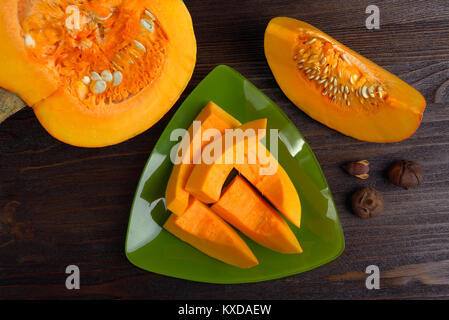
[264,17,426,142]
[185,118,267,203]
[212,175,302,254]
[164,197,259,269]
[165,102,241,216]
[0,0,196,147]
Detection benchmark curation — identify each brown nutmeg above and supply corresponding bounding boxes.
[351,187,383,219]
[388,160,423,189]
[343,160,370,179]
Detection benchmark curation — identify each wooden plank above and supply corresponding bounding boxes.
[0,0,448,299]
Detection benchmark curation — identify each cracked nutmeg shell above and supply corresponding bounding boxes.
[351,187,384,219]
[343,160,370,179]
[388,160,423,189]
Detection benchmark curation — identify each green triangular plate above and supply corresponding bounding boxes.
[125,65,344,284]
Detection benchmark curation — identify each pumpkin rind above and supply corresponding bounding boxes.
[264,17,426,143]
[0,0,197,147]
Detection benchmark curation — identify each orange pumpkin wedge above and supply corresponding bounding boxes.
[212,176,302,254]
[0,0,196,147]
[235,142,301,228]
[185,118,301,227]
[185,118,267,203]
[264,17,426,142]
[165,102,241,216]
[164,198,259,269]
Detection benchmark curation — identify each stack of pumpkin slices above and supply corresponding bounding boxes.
[164,102,302,268]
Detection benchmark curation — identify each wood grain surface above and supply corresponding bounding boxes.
[0,0,448,299]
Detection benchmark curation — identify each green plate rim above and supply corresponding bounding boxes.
[124,65,345,284]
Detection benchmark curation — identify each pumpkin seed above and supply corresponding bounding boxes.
[145,10,156,21]
[90,72,101,81]
[77,82,89,100]
[24,34,35,48]
[306,38,317,44]
[134,40,146,52]
[101,70,113,82]
[341,53,351,65]
[141,19,154,33]
[82,76,91,85]
[96,11,113,22]
[361,85,369,99]
[92,80,107,95]
[112,71,123,86]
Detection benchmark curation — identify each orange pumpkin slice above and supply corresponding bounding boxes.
[185,118,267,203]
[212,175,302,254]
[164,198,259,269]
[235,142,302,228]
[185,118,301,228]
[0,0,196,147]
[264,17,426,142]
[165,102,241,216]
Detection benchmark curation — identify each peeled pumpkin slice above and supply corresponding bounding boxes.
[185,118,301,227]
[235,142,301,228]
[264,17,426,142]
[164,198,259,269]
[212,176,302,254]
[0,0,196,147]
[165,102,241,216]
[185,118,267,203]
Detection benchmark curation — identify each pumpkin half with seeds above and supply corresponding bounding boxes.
[0,0,196,147]
[264,17,426,143]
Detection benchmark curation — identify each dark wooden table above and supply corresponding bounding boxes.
[1,0,448,300]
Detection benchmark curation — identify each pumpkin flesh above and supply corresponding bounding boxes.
[185,118,267,204]
[165,102,241,216]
